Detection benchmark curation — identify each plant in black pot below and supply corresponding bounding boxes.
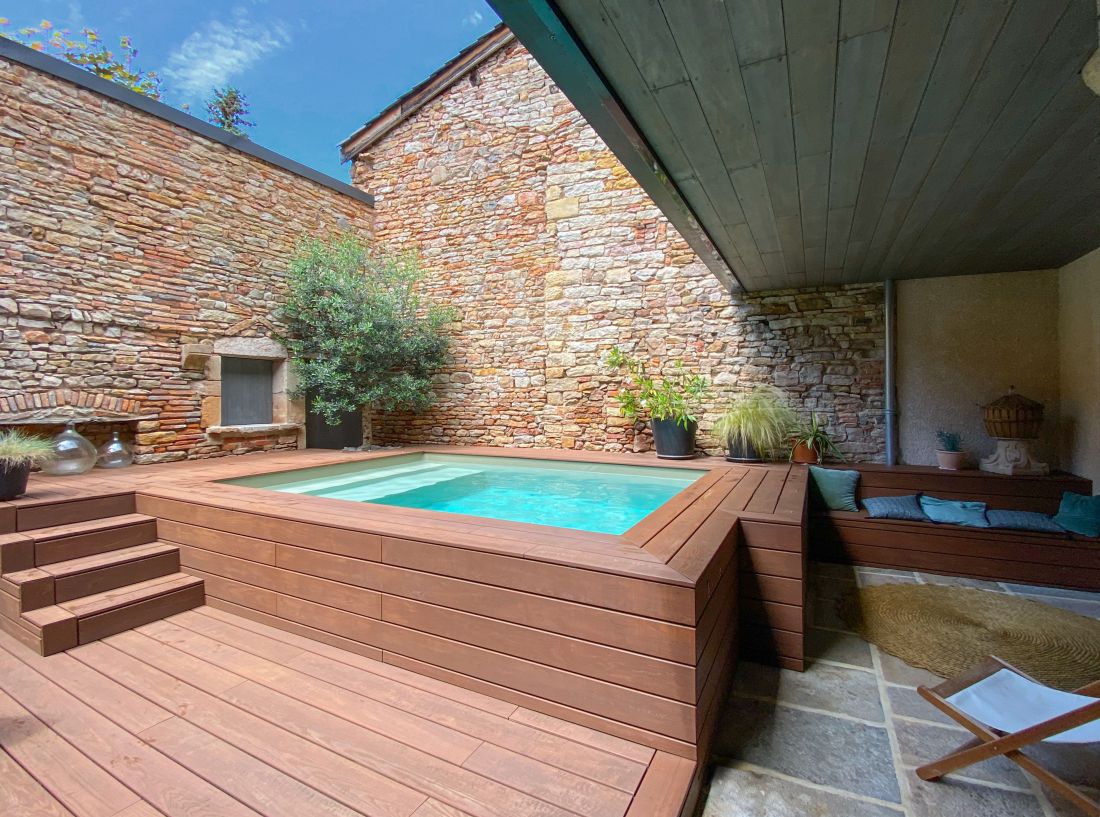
[713,386,798,463]
[606,347,709,459]
[0,429,54,500]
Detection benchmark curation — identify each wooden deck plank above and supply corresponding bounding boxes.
[70,638,430,817]
[622,752,695,817]
[152,614,647,793]
[137,717,367,817]
[0,746,77,817]
[191,606,518,718]
[0,687,140,817]
[0,633,263,817]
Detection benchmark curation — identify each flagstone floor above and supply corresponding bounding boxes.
[700,563,1100,817]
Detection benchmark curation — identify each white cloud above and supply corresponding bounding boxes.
[462,8,484,27]
[164,7,290,100]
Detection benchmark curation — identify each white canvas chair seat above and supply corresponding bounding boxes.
[947,669,1100,744]
[917,656,1099,815]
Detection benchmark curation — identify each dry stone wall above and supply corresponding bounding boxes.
[354,42,886,459]
[0,54,372,462]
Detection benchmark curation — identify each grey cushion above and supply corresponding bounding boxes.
[986,510,1065,534]
[863,494,928,522]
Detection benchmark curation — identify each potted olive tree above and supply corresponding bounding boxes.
[606,347,709,459]
[0,429,54,500]
[935,430,966,470]
[277,233,457,449]
[789,413,844,464]
[713,386,797,462]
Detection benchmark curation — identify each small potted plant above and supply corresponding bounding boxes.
[789,413,844,464]
[606,347,709,459]
[935,430,966,470]
[0,429,54,500]
[713,386,798,463]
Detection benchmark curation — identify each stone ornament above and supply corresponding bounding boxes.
[979,388,1049,476]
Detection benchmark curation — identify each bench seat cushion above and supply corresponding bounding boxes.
[986,509,1065,534]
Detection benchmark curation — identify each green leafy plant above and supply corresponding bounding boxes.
[0,429,54,468]
[790,413,844,463]
[605,347,709,429]
[206,86,254,137]
[1,20,162,98]
[277,233,457,448]
[936,430,963,452]
[713,386,798,458]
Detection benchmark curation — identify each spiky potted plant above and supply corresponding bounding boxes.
[606,347,709,459]
[789,413,844,464]
[0,429,54,500]
[713,386,798,463]
[935,430,966,470]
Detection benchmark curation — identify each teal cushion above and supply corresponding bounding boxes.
[1053,492,1100,538]
[986,510,1065,534]
[919,495,990,528]
[863,494,928,521]
[809,466,859,512]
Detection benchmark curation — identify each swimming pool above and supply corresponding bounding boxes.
[222,452,705,534]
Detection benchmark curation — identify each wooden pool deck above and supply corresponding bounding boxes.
[0,603,692,817]
[1,447,811,817]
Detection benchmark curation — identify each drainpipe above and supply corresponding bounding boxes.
[884,279,899,465]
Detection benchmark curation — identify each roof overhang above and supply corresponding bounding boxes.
[489,0,1100,292]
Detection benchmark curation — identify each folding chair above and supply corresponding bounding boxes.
[916,656,1100,816]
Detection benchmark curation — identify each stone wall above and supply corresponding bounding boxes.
[353,41,886,459]
[0,53,372,462]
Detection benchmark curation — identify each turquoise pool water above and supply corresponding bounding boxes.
[224,453,705,534]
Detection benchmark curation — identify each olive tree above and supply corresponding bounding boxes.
[277,233,455,448]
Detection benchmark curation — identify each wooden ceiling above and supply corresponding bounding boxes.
[490,0,1100,292]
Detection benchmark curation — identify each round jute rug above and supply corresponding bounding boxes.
[837,584,1100,690]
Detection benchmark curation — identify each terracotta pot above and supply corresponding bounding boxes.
[790,441,820,464]
[936,450,966,470]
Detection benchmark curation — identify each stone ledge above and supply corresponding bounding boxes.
[205,423,302,438]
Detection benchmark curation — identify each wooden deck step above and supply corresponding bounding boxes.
[17,541,181,606]
[21,572,204,655]
[21,513,159,566]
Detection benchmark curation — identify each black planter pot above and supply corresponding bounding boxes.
[0,462,31,501]
[725,436,763,463]
[650,418,698,459]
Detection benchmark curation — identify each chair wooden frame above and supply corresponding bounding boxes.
[916,656,1100,816]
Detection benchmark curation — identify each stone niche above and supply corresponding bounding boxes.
[194,336,305,444]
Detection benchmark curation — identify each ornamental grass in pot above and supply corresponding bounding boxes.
[789,413,844,464]
[606,347,709,459]
[713,386,797,463]
[0,429,54,500]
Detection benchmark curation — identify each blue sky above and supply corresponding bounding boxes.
[3,1,499,180]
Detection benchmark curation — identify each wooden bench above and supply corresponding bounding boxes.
[810,464,1099,591]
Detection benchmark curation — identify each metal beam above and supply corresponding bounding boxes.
[486,0,744,292]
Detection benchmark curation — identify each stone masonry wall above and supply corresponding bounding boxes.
[0,55,372,462]
[353,41,885,459]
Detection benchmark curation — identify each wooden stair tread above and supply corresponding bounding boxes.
[58,573,202,617]
[37,541,179,578]
[24,514,155,542]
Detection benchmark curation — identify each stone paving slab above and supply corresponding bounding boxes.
[732,660,884,723]
[806,626,874,668]
[702,765,903,817]
[700,565,1097,817]
[713,697,901,804]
